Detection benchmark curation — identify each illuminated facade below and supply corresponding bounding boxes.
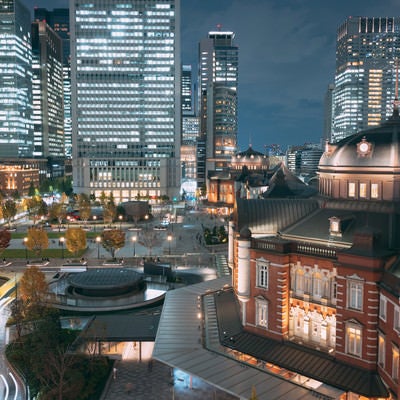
[31,20,64,158]
[0,0,33,158]
[70,0,181,203]
[34,8,72,159]
[0,165,39,196]
[331,17,400,142]
[198,30,238,182]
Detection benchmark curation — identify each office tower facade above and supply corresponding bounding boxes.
[35,8,72,159]
[181,64,193,115]
[70,0,181,203]
[0,0,33,158]
[31,21,64,159]
[198,30,238,182]
[331,17,400,143]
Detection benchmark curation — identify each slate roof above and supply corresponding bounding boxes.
[215,290,388,398]
[235,198,319,236]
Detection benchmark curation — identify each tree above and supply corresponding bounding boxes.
[0,229,11,255]
[49,202,67,231]
[26,227,49,257]
[138,228,161,256]
[25,196,46,225]
[77,193,91,225]
[101,229,125,259]
[103,196,116,225]
[65,227,87,257]
[19,266,49,318]
[2,198,17,228]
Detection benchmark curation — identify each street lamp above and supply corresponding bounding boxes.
[93,215,97,232]
[60,236,65,259]
[132,235,137,257]
[96,236,101,259]
[23,237,28,260]
[118,215,123,230]
[167,233,173,255]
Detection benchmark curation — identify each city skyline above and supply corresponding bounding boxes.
[22,0,400,151]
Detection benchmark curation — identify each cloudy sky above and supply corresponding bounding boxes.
[23,0,400,151]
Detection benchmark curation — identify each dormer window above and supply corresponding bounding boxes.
[329,215,354,237]
[329,216,341,236]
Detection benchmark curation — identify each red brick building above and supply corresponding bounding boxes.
[228,109,400,399]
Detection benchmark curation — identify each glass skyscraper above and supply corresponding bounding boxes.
[35,8,72,159]
[198,30,238,178]
[70,0,181,203]
[0,0,33,158]
[31,20,64,159]
[331,17,400,143]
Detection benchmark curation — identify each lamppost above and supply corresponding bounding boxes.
[93,215,97,232]
[60,236,65,259]
[118,215,123,230]
[167,233,173,255]
[23,237,28,260]
[132,235,137,257]
[96,236,101,259]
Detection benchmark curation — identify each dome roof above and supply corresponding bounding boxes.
[231,145,268,170]
[320,111,400,169]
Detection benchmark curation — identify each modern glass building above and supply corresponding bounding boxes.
[198,30,238,180]
[70,0,181,203]
[0,0,33,158]
[31,20,64,159]
[34,8,72,159]
[331,17,400,143]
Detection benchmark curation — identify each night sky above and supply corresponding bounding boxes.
[22,0,400,152]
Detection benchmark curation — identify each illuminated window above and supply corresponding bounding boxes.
[348,280,363,310]
[256,298,268,328]
[378,333,385,367]
[359,182,367,198]
[393,345,399,382]
[256,261,269,289]
[348,182,356,197]
[371,183,379,199]
[346,323,362,357]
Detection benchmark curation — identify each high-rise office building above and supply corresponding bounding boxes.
[0,0,33,158]
[35,8,72,159]
[331,17,400,143]
[31,20,64,159]
[70,0,181,203]
[198,30,238,181]
[181,64,193,115]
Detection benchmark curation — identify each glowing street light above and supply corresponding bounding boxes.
[132,235,137,257]
[167,233,173,255]
[60,236,65,259]
[93,215,97,232]
[96,236,101,259]
[118,215,123,229]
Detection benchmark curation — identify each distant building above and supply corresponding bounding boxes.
[31,20,64,159]
[331,17,400,142]
[70,0,181,203]
[286,144,323,178]
[34,8,72,158]
[198,29,238,184]
[0,0,33,158]
[0,165,39,196]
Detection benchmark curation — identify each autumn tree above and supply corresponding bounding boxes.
[48,202,67,231]
[77,193,91,225]
[19,266,49,318]
[101,229,125,259]
[26,227,49,257]
[103,193,117,225]
[65,227,87,256]
[25,196,48,225]
[2,199,17,228]
[0,229,11,256]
